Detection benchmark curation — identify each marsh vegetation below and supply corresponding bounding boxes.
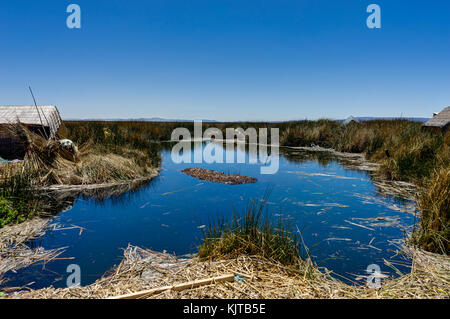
[198,195,303,267]
[1,119,448,257]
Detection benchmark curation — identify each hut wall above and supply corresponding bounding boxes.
[422,125,441,134]
[443,123,450,133]
[27,124,51,138]
[0,126,27,160]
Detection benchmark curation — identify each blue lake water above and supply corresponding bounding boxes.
[3,142,416,289]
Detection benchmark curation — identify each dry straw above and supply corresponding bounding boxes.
[0,218,67,289]
[8,244,450,299]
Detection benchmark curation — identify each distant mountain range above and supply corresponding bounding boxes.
[64,117,218,122]
[349,117,429,123]
[64,116,430,123]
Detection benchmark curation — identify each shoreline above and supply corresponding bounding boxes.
[39,170,160,192]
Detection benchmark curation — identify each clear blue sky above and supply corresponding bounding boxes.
[1,1,449,121]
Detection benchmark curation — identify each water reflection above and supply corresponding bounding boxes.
[3,142,415,289]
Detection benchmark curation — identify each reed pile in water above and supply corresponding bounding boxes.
[182,168,257,185]
[0,218,67,288]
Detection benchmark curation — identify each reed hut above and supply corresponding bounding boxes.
[342,116,359,125]
[422,106,450,134]
[0,105,62,160]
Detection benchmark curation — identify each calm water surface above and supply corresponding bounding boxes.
[3,142,415,289]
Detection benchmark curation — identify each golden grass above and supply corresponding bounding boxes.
[0,124,159,188]
[7,244,449,299]
[414,167,450,254]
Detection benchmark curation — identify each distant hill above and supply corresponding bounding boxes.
[64,116,429,123]
[352,117,429,123]
[64,117,218,122]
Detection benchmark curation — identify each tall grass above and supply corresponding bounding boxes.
[414,167,450,254]
[198,196,303,267]
[279,120,446,182]
[0,166,38,227]
[64,121,163,168]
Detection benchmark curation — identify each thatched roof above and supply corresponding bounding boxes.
[0,105,62,139]
[423,106,450,130]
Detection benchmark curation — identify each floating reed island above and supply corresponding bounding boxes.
[182,168,257,185]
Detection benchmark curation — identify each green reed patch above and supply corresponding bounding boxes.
[198,196,303,267]
[0,170,37,227]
